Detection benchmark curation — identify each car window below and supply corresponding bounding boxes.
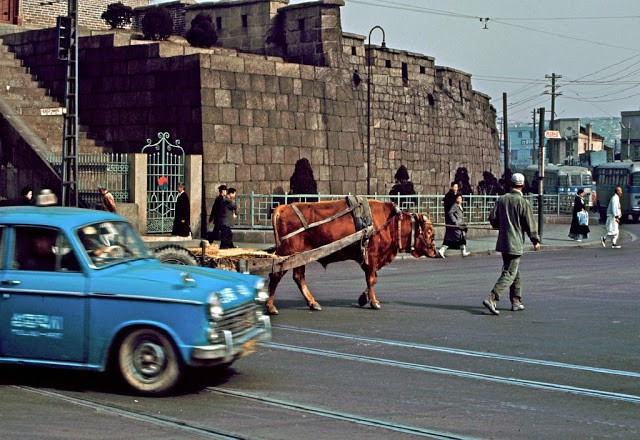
[12,226,81,272]
[77,221,149,267]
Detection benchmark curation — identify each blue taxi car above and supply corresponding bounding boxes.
[0,203,271,395]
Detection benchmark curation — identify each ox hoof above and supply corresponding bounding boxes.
[370,301,381,310]
[357,293,369,307]
[266,305,279,315]
[309,302,322,311]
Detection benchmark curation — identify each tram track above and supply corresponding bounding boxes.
[274,325,640,378]
[12,386,250,440]
[267,326,640,405]
[14,384,478,440]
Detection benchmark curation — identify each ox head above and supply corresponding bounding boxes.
[410,213,437,258]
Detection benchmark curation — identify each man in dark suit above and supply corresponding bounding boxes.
[208,184,227,243]
[219,187,238,249]
[172,182,191,238]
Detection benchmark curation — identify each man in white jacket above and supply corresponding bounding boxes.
[601,186,623,249]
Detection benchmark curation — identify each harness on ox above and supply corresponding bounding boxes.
[274,197,423,265]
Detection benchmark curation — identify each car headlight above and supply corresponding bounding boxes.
[254,279,269,302]
[208,292,223,320]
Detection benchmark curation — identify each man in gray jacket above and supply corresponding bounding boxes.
[483,173,541,315]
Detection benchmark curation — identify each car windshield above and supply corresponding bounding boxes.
[77,221,150,267]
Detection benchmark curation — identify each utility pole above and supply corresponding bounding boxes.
[545,73,561,164]
[58,0,79,206]
[532,109,537,165]
[538,107,545,239]
[502,93,509,173]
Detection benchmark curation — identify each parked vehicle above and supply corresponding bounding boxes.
[522,164,595,207]
[593,161,640,222]
[0,201,271,395]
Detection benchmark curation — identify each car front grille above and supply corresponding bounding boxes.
[218,302,259,340]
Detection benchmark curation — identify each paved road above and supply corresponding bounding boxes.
[1,221,638,439]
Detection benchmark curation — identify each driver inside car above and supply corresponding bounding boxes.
[78,225,123,263]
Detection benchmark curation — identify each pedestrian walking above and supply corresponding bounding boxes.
[568,188,590,242]
[219,187,238,249]
[483,173,541,316]
[172,182,191,238]
[443,181,459,223]
[437,194,470,258]
[601,186,622,249]
[98,185,117,213]
[20,186,34,205]
[208,184,227,243]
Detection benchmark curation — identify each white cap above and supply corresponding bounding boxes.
[512,173,525,186]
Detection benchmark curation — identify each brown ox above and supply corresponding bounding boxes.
[266,199,436,315]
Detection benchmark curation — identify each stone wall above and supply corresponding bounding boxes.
[21,0,149,30]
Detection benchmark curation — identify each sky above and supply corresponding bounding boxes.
[156,0,640,123]
[326,0,640,123]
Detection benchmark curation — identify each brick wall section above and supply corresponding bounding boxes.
[133,0,192,36]
[341,33,500,194]
[21,0,148,30]
[5,0,500,199]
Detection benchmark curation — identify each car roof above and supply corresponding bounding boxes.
[0,206,125,230]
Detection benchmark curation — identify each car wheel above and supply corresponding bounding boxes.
[118,328,182,395]
[154,245,200,266]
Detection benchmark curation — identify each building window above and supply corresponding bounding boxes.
[351,46,357,56]
[216,17,222,30]
[402,62,408,85]
[420,65,426,74]
[449,78,452,87]
[518,132,523,138]
[298,18,305,31]
[427,94,435,106]
[242,14,248,28]
[385,59,391,68]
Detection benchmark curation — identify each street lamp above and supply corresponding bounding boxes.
[366,25,386,195]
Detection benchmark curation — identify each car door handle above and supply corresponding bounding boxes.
[1,280,21,286]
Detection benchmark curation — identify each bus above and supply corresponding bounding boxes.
[522,164,595,207]
[593,161,640,222]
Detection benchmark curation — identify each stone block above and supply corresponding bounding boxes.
[214,89,232,108]
[222,108,240,125]
[239,109,254,127]
[248,127,264,145]
[256,145,273,164]
[275,62,301,79]
[243,146,257,165]
[213,124,231,143]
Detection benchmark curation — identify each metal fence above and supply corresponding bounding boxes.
[45,153,130,208]
[233,193,578,229]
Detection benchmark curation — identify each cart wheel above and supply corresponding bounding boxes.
[118,328,182,395]
[154,245,200,266]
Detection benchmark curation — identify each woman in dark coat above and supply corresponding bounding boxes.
[568,188,590,242]
[437,194,470,258]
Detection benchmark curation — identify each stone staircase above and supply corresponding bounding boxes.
[0,32,107,157]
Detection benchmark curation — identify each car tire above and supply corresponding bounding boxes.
[154,245,200,266]
[118,328,182,395]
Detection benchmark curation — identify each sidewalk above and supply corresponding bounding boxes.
[143,216,636,257]
[429,218,636,259]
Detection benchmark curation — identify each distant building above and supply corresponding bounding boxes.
[620,111,640,161]
[502,124,537,170]
[548,118,607,165]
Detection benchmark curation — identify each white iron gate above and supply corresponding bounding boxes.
[142,132,185,234]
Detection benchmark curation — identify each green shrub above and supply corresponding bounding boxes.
[101,2,134,29]
[186,13,218,48]
[141,7,173,41]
